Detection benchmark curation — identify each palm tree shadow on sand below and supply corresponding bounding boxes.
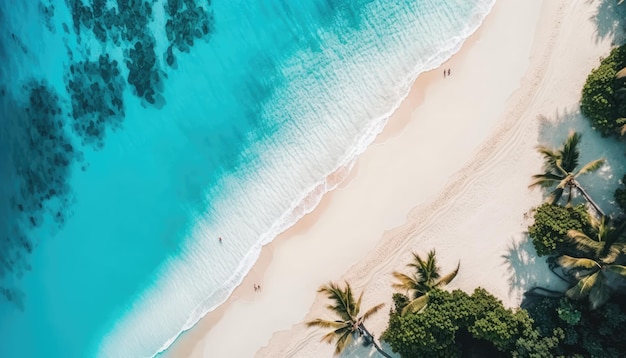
[503,105,626,307]
[587,0,626,45]
[501,234,568,302]
[536,108,626,216]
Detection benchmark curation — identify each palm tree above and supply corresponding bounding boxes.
[391,250,459,315]
[565,216,626,259]
[555,218,626,309]
[557,255,626,309]
[529,131,606,216]
[306,281,392,357]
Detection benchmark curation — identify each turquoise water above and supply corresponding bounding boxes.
[0,0,494,357]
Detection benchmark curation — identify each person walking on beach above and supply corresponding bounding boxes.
[447,68,451,76]
[443,69,446,78]
[254,284,258,292]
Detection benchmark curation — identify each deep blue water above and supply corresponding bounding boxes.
[0,0,494,356]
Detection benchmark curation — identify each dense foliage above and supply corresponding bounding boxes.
[526,297,626,357]
[580,45,626,137]
[527,203,591,256]
[615,174,626,213]
[382,288,556,357]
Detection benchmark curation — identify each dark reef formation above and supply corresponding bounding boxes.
[164,0,213,67]
[67,55,125,147]
[0,0,215,309]
[39,2,56,33]
[65,0,214,106]
[0,82,79,311]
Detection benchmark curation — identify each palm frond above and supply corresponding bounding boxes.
[566,271,599,300]
[536,145,559,159]
[548,187,565,205]
[408,251,426,271]
[605,220,626,246]
[567,229,593,242]
[354,289,363,318]
[557,255,601,270]
[435,261,460,288]
[401,295,429,316]
[420,250,441,284]
[321,330,339,345]
[535,146,562,173]
[407,250,441,286]
[529,173,563,188]
[306,319,346,330]
[565,229,604,257]
[600,245,623,264]
[391,271,417,292]
[576,159,605,176]
[362,303,385,321]
[616,67,626,79]
[560,131,581,172]
[606,264,626,278]
[344,282,358,318]
[332,330,354,356]
[588,274,610,310]
[318,282,353,321]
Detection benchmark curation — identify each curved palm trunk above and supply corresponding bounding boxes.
[567,184,574,206]
[574,181,605,217]
[359,324,393,358]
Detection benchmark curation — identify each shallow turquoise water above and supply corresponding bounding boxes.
[0,0,493,357]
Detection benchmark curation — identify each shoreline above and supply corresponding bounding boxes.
[161,3,496,357]
[164,0,621,356]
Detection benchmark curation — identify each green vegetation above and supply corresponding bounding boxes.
[555,216,626,308]
[526,297,626,357]
[382,288,559,357]
[391,250,459,315]
[529,131,605,215]
[306,281,392,357]
[527,203,591,256]
[557,254,626,309]
[308,28,626,358]
[581,45,626,137]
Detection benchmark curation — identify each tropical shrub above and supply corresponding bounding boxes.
[512,327,564,358]
[581,45,626,137]
[615,174,626,213]
[525,297,626,357]
[468,300,532,351]
[382,288,542,357]
[527,203,591,256]
[556,299,581,326]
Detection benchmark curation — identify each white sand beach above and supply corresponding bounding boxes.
[166,0,626,357]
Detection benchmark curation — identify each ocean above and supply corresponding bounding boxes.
[0,0,494,356]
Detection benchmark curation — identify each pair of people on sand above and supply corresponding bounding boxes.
[254,284,262,292]
[443,68,451,77]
